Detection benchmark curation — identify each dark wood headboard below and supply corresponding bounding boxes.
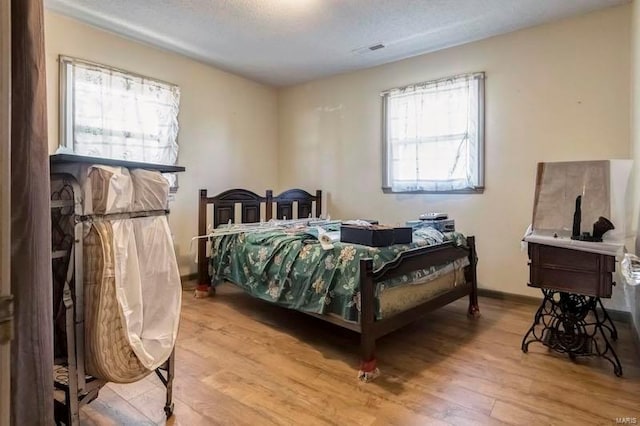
[197,188,322,285]
[269,188,322,220]
[200,188,267,230]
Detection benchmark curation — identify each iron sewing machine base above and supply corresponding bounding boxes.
[521,289,622,377]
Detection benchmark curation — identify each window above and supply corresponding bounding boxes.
[59,56,181,186]
[381,72,485,193]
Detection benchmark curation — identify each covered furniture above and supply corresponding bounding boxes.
[50,154,184,424]
[521,160,631,376]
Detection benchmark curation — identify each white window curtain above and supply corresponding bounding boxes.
[61,57,180,166]
[382,72,484,193]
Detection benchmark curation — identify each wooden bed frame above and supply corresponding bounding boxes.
[197,188,322,285]
[196,188,479,380]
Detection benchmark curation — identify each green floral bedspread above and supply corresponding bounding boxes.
[209,228,468,321]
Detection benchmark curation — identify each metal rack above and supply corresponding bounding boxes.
[50,166,177,425]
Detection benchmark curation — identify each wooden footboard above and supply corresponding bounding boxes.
[357,236,479,380]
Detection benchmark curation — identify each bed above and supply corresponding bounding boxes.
[196,188,479,380]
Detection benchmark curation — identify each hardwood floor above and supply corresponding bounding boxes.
[81,284,640,425]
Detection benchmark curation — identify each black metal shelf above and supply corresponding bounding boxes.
[50,153,186,173]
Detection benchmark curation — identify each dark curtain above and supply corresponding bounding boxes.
[10,0,53,424]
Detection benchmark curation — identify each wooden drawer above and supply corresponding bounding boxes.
[535,244,604,272]
[527,243,615,298]
[529,266,612,297]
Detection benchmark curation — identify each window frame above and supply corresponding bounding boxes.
[380,72,486,195]
[58,55,181,190]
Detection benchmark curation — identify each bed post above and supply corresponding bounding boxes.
[358,258,380,382]
[265,190,273,221]
[196,189,211,297]
[467,235,480,318]
[315,190,322,218]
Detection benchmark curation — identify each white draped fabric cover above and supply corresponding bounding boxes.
[77,165,181,370]
[112,216,181,370]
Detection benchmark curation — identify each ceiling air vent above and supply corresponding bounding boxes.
[352,43,386,55]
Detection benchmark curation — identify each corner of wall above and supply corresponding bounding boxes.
[629,0,640,348]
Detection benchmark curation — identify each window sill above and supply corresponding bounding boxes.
[382,187,484,195]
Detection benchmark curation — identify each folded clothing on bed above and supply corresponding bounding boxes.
[209,227,468,322]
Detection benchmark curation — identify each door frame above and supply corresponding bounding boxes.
[0,0,11,424]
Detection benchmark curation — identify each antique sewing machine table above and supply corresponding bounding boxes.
[521,242,622,376]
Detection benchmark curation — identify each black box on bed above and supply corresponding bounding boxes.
[340,225,413,247]
[393,227,413,244]
[341,225,394,247]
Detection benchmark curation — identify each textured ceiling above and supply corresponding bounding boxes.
[45,0,628,87]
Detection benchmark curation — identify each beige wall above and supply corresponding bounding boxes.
[44,11,280,275]
[278,5,632,299]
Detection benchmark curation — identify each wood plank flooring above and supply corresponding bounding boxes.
[81,284,640,425]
